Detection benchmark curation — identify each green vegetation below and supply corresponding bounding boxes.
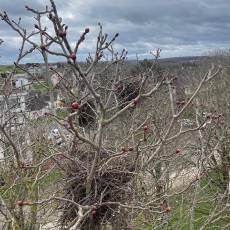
[133,169,230,229]
[0,65,24,73]
[0,65,13,73]
[32,82,50,92]
[168,174,229,229]
[30,116,54,126]
[57,110,69,119]
[41,169,63,187]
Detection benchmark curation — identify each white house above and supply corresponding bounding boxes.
[13,74,29,90]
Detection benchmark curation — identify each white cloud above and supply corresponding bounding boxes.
[1,0,230,64]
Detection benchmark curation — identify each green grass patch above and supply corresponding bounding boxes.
[133,169,230,229]
[167,170,230,229]
[0,66,13,73]
[57,110,69,119]
[32,82,50,92]
[41,169,63,187]
[0,66,24,73]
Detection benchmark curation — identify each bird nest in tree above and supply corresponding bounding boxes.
[60,144,138,229]
[78,100,96,128]
[115,81,140,109]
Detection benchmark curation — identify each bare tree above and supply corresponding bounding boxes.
[0,1,227,230]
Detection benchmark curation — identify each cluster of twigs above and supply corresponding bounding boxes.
[60,143,139,229]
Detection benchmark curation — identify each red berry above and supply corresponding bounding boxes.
[58,31,66,37]
[165,206,171,213]
[23,201,30,205]
[176,148,181,154]
[70,53,76,62]
[206,113,212,119]
[144,125,148,132]
[85,28,90,33]
[16,201,24,206]
[92,210,96,215]
[128,146,134,151]
[71,102,80,110]
[40,45,46,50]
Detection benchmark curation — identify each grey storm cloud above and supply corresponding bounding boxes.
[0,0,230,64]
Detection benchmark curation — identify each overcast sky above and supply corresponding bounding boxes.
[0,0,230,64]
